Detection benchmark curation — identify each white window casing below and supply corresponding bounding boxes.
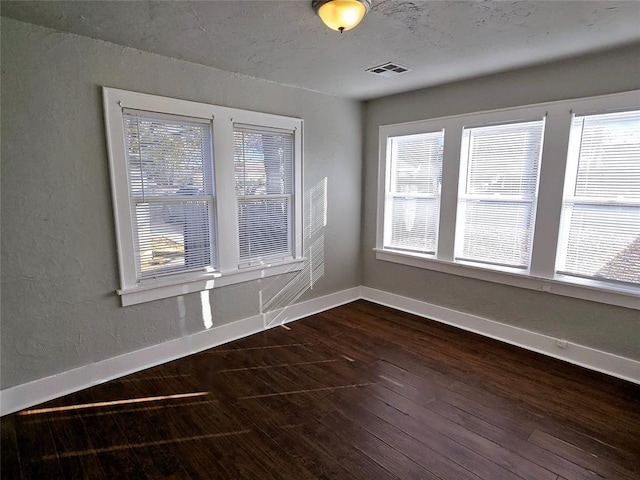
[376,90,640,310]
[103,88,304,306]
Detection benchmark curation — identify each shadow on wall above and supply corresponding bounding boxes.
[260,177,328,327]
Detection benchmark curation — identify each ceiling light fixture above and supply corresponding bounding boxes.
[313,0,372,33]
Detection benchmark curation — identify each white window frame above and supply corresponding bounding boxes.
[376,90,640,310]
[556,111,640,287]
[104,88,304,306]
[234,123,297,268]
[454,118,545,272]
[383,129,444,255]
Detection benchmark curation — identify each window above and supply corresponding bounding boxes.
[234,125,295,267]
[376,90,640,309]
[123,110,216,278]
[383,131,444,255]
[556,110,640,287]
[455,120,544,270]
[104,88,303,306]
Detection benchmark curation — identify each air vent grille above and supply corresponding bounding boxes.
[366,62,412,77]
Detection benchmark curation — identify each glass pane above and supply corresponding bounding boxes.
[124,114,213,198]
[234,129,294,197]
[135,201,212,277]
[463,120,544,196]
[458,200,534,268]
[389,197,439,253]
[558,204,640,284]
[390,131,443,195]
[572,110,640,199]
[238,198,290,262]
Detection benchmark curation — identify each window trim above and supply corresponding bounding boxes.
[376,90,640,310]
[104,88,304,306]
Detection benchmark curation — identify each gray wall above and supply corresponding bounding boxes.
[362,44,640,360]
[1,18,363,389]
[2,17,638,392]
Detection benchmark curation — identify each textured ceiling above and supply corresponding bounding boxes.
[2,1,639,100]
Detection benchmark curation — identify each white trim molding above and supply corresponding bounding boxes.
[0,287,360,416]
[2,285,638,416]
[361,286,640,385]
[375,249,640,310]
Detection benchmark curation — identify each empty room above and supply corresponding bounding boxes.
[1,1,639,478]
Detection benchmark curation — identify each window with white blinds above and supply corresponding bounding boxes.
[556,110,640,286]
[377,90,640,308]
[383,131,444,254]
[104,88,303,306]
[234,125,295,267]
[123,110,216,279]
[455,119,545,269]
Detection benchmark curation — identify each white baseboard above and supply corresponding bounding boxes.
[3,285,636,416]
[361,287,640,385]
[0,287,361,416]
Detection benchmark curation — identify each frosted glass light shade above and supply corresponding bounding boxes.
[314,0,371,32]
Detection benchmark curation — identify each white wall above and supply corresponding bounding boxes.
[362,44,640,361]
[0,18,363,389]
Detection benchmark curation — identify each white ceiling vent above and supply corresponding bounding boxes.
[366,62,412,77]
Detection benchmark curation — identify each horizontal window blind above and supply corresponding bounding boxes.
[455,119,545,269]
[124,110,216,278]
[234,124,294,266]
[557,110,640,286]
[384,131,444,254]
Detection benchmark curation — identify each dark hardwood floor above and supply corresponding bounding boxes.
[2,300,640,479]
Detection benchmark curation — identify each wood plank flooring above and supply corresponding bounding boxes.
[2,300,639,479]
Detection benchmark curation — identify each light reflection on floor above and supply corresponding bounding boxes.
[19,391,209,416]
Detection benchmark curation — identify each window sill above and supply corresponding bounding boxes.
[374,248,640,310]
[118,258,305,306]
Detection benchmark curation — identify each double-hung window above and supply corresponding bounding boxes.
[376,90,639,309]
[455,120,544,270]
[234,125,295,267]
[104,88,303,306]
[556,110,640,287]
[123,110,216,278]
[383,131,444,255]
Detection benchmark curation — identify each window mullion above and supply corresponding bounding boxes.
[529,106,573,278]
[212,115,239,274]
[436,123,462,262]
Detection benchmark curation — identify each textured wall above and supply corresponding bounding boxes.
[1,18,363,389]
[362,44,640,360]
